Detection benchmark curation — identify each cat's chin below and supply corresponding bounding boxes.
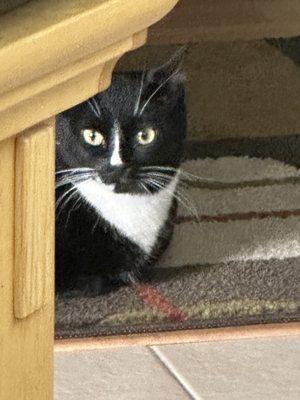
[83,177,150,196]
[113,181,150,195]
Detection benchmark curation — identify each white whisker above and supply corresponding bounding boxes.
[140,172,174,182]
[139,69,179,116]
[180,170,216,182]
[92,98,101,117]
[56,167,94,175]
[141,165,177,173]
[87,100,99,117]
[87,98,101,118]
[56,172,96,189]
[134,68,146,116]
[65,192,82,225]
[92,213,102,234]
[56,185,77,210]
[139,181,151,195]
[176,186,199,221]
[141,165,217,182]
[144,177,198,220]
[60,188,80,221]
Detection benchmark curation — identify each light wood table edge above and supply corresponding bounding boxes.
[55,322,300,352]
[0,0,178,95]
[0,32,147,141]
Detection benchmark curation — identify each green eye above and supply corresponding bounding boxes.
[81,129,104,146]
[136,127,157,145]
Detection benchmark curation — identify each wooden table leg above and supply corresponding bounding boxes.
[0,34,147,400]
[0,119,55,400]
[0,2,180,398]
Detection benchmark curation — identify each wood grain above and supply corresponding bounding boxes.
[14,120,55,319]
[0,132,54,400]
[0,33,146,142]
[0,0,177,95]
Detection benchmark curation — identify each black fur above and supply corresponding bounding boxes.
[56,52,186,295]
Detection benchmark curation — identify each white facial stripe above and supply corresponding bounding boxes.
[110,124,123,166]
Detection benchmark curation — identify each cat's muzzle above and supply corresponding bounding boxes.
[102,166,140,193]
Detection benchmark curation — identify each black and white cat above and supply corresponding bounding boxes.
[55,51,186,294]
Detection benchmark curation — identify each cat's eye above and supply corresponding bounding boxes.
[136,127,157,145]
[81,129,104,146]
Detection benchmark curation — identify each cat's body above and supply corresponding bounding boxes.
[56,52,186,294]
[55,184,177,293]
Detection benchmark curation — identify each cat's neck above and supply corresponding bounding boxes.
[75,175,178,253]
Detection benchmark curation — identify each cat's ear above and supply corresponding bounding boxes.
[143,47,187,102]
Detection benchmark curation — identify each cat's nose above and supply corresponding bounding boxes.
[104,166,131,184]
[105,167,123,183]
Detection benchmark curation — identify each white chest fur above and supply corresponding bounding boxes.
[75,176,178,254]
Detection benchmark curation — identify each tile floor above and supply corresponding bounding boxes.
[55,336,300,400]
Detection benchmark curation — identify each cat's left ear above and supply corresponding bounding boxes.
[144,46,187,101]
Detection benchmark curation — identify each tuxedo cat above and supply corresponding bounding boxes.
[55,51,186,295]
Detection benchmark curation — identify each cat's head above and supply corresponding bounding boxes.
[56,49,187,194]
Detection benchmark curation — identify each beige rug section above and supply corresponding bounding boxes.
[117,40,300,140]
[162,156,300,267]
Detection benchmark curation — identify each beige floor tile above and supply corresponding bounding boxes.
[55,346,190,400]
[153,336,300,400]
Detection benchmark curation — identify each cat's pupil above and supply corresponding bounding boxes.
[90,132,96,141]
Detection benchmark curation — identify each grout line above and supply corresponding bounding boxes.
[150,346,202,400]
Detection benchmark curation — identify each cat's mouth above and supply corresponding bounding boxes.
[99,166,146,194]
[99,165,177,195]
[56,165,178,196]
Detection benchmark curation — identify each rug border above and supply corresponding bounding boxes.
[54,322,300,352]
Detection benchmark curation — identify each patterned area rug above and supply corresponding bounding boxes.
[55,135,300,339]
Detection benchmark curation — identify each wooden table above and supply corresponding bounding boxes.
[0,1,178,398]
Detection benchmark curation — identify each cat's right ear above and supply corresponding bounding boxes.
[143,46,187,103]
[147,46,186,85]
